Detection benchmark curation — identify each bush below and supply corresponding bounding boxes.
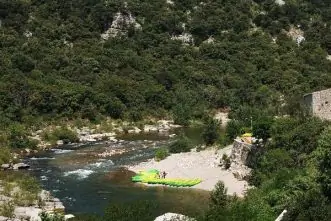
[104,200,159,221]
[225,120,242,140]
[210,181,228,208]
[0,200,14,218]
[202,118,220,146]
[221,154,231,170]
[0,147,12,164]
[42,127,79,144]
[169,136,192,153]
[40,212,65,221]
[8,124,38,149]
[155,148,169,161]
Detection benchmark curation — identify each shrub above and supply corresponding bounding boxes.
[104,200,159,221]
[210,181,228,208]
[0,200,14,217]
[8,124,38,149]
[202,118,220,146]
[40,211,65,221]
[42,127,79,144]
[221,154,231,169]
[169,136,192,153]
[155,148,169,161]
[0,147,12,164]
[225,120,242,140]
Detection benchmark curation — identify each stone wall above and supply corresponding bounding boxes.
[304,88,331,120]
[229,139,253,180]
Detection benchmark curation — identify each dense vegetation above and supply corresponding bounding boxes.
[0,0,331,129]
[202,116,331,221]
[1,0,331,220]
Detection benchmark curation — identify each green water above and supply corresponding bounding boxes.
[27,127,211,217]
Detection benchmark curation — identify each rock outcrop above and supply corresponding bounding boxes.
[1,163,30,170]
[101,12,142,40]
[228,139,253,180]
[171,33,194,45]
[286,25,305,45]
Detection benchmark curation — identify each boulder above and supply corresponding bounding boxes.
[14,207,42,221]
[54,201,65,211]
[64,214,75,220]
[154,213,195,221]
[12,163,30,170]
[144,125,158,132]
[127,127,141,134]
[56,140,64,146]
[1,164,10,170]
[0,216,9,221]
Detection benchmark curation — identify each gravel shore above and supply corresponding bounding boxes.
[128,146,248,196]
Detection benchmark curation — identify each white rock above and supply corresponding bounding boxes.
[56,140,64,146]
[12,163,30,170]
[203,36,215,44]
[65,214,75,220]
[166,0,174,5]
[14,207,42,221]
[171,33,194,45]
[127,127,141,134]
[101,12,142,40]
[154,213,195,221]
[296,35,305,45]
[275,0,285,6]
[144,125,159,132]
[24,31,33,38]
[1,164,10,170]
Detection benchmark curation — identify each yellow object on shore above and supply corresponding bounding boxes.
[241,133,252,137]
[132,169,201,187]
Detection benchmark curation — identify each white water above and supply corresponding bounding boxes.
[63,169,94,179]
[31,157,55,160]
[52,149,74,154]
[89,160,114,168]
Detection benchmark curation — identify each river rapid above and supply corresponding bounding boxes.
[25,129,210,217]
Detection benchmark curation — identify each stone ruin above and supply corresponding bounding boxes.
[228,139,253,180]
[304,88,331,121]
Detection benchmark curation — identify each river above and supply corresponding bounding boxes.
[25,128,211,218]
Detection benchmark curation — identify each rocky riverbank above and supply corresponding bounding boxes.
[0,185,72,221]
[29,119,181,150]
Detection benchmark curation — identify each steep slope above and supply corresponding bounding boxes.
[0,0,330,125]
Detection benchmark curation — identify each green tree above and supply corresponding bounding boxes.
[202,117,220,146]
[315,126,331,200]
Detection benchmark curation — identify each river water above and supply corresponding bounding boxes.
[25,128,210,217]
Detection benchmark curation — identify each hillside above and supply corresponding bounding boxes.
[1,1,331,221]
[0,0,331,127]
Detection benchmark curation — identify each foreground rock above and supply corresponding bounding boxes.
[154,213,195,221]
[0,188,71,221]
[1,163,30,170]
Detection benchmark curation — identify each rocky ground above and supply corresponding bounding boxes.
[0,186,72,221]
[30,119,181,150]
